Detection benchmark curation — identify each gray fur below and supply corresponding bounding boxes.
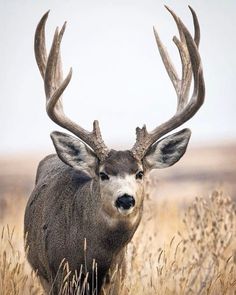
[24,153,142,294]
[103,150,139,176]
[24,129,190,294]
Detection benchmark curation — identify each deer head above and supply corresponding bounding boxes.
[34,6,204,219]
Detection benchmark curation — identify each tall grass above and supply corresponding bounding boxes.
[123,190,236,294]
[0,190,235,294]
[0,226,41,294]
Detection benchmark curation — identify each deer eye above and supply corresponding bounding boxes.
[99,172,109,181]
[135,171,144,180]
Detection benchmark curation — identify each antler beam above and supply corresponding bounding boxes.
[131,6,205,160]
[34,12,109,161]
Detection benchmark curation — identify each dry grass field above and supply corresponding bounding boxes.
[0,144,235,294]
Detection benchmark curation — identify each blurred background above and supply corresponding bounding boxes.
[0,0,235,207]
[1,3,235,293]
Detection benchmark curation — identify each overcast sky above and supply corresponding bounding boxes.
[0,0,235,154]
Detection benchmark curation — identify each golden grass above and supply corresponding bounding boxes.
[123,190,236,295]
[0,190,235,294]
[0,226,42,294]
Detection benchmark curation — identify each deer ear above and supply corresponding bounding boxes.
[50,131,98,177]
[143,129,191,170]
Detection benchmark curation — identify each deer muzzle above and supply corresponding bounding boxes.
[115,194,135,211]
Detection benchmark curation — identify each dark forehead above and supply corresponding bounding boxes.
[102,150,140,176]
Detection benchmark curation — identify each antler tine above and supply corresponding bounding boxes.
[131,7,205,160]
[189,6,200,47]
[34,11,49,79]
[44,23,67,101]
[176,6,200,110]
[154,6,200,112]
[35,12,109,161]
[153,27,179,92]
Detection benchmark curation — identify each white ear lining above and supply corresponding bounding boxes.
[50,131,98,176]
[144,129,191,170]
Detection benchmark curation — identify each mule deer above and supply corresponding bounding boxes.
[24,6,205,294]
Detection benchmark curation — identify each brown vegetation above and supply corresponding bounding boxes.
[0,144,235,294]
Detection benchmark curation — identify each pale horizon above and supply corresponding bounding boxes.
[1,0,235,154]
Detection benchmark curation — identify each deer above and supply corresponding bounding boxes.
[24,6,205,295]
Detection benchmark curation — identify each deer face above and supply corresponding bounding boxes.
[98,150,144,217]
[51,128,191,218]
[51,132,145,218]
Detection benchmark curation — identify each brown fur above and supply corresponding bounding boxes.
[24,152,142,294]
[24,130,191,294]
[103,150,140,176]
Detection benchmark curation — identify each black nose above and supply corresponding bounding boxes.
[115,194,135,210]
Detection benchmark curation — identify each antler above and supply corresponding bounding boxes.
[131,6,205,160]
[34,11,109,161]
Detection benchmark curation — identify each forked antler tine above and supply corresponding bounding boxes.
[35,13,72,121]
[167,7,192,110]
[152,18,204,136]
[153,6,186,98]
[35,12,109,160]
[131,8,205,160]
[34,11,49,79]
[165,6,191,110]
[154,6,200,112]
